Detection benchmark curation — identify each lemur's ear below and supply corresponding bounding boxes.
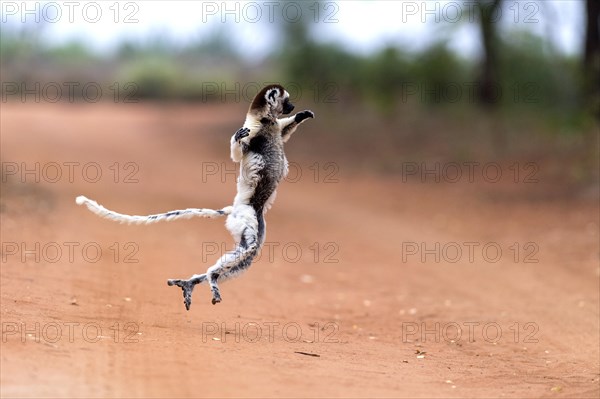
[250,84,286,113]
[266,88,279,105]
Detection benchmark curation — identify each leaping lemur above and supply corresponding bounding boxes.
[76,84,314,310]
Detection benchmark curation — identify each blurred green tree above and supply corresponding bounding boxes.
[583,0,599,121]
[475,0,502,107]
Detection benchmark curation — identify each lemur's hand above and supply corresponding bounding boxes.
[295,110,315,123]
[234,127,250,142]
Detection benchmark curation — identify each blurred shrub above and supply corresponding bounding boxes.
[0,19,591,132]
[363,47,411,115]
[119,58,181,99]
[497,30,587,131]
[43,42,96,64]
[278,30,589,131]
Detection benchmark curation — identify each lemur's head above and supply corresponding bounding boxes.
[250,84,294,119]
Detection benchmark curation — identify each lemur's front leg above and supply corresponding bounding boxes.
[234,127,250,142]
[280,110,315,143]
[230,127,251,162]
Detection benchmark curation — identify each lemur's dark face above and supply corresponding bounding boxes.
[282,97,294,115]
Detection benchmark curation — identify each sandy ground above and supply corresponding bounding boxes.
[1,103,598,398]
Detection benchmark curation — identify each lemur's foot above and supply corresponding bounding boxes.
[210,287,222,305]
[167,279,196,311]
[295,110,315,123]
[234,127,250,142]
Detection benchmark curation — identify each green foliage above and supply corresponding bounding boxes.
[43,42,96,64]
[0,25,44,61]
[363,47,410,114]
[280,40,471,113]
[0,17,590,131]
[277,29,588,130]
[498,31,581,110]
[119,57,182,99]
[284,42,359,86]
[411,42,468,86]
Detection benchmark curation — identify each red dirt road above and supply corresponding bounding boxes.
[1,103,598,398]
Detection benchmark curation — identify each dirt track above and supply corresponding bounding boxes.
[1,103,598,398]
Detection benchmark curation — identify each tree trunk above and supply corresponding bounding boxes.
[584,0,600,121]
[477,0,502,107]
[477,0,505,154]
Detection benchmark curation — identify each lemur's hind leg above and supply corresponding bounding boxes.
[206,227,259,305]
[167,207,263,309]
[200,207,263,305]
[166,221,259,308]
[167,274,207,311]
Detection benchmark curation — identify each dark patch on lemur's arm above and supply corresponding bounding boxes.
[234,127,250,142]
[295,110,315,123]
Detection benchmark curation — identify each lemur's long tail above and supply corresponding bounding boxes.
[75,195,232,225]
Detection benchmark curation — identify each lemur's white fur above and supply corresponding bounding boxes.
[76,85,314,310]
[76,195,233,224]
